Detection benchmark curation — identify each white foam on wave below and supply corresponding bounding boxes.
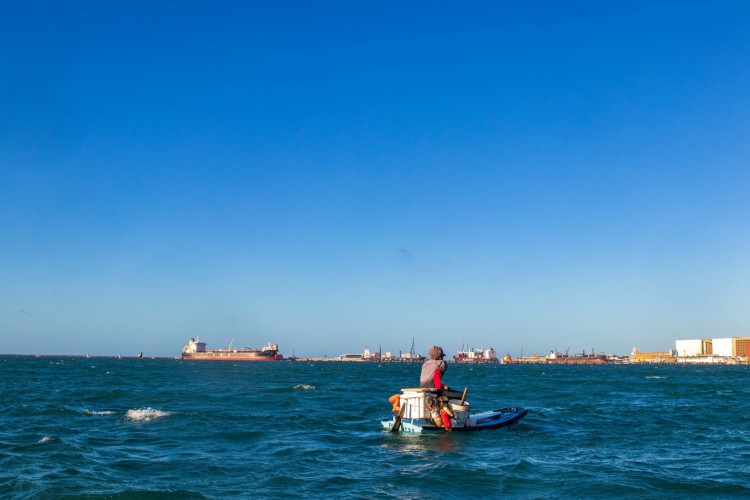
[294,384,316,390]
[645,376,668,379]
[125,407,171,422]
[83,409,116,416]
[38,436,54,444]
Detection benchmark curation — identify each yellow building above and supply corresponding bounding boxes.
[630,349,675,364]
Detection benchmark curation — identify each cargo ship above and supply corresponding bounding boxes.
[453,345,499,363]
[545,350,607,364]
[181,337,283,361]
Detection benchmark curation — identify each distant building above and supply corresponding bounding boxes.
[400,353,425,361]
[338,353,364,360]
[675,339,712,356]
[735,338,750,358]
[630,347,675,364]
[712,338,733,357]
[672,337,750,363]
[711,337,750,358]
[505,353,546,364]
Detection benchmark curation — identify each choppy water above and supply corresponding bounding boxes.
[2,357,749,498]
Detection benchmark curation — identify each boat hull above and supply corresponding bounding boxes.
[382,407,528,433]
[181,351,281,361]
[182,338,283,361]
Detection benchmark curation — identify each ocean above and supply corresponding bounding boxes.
[2,356,749,498]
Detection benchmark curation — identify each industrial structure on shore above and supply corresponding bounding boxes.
[632,336,750,364]
[503,349,611,364]
[178,335,750,365]
[300,337,750,365]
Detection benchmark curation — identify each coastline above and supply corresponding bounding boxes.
[3,353,748,365]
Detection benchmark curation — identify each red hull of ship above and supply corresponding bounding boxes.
[182,352,282,361]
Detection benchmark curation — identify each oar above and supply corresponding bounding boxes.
[390,404,407,433]
[459,388,468,406]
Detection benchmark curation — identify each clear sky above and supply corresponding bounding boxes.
[2,1,749,358]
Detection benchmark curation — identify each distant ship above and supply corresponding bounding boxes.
[453,345,499,363]
[181,337,283,361]
[545,350,607,364]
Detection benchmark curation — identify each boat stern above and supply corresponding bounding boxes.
[382,417,425,433]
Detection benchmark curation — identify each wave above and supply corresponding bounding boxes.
[293,384,316,390]
[645,376,668,379]
[83,409,117,416]
[37,436,55,444]
[125,407,171,422]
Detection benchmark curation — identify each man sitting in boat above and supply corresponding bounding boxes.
[389,345,450,414]
[420,346,448,390]
[420,346,453,430]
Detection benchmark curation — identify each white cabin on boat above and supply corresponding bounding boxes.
[183,337,207,354]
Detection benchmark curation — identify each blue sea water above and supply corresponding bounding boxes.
[2,357,749,498]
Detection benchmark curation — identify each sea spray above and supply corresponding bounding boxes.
[125,408,171,422]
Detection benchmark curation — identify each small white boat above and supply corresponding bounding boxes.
[382,388,528,433]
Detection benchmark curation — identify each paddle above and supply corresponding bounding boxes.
[390,403,407,433]
[459,387,468,406]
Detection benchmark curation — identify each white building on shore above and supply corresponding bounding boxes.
[674,337,750,363]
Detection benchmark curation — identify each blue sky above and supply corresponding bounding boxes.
[2,1,749,357]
